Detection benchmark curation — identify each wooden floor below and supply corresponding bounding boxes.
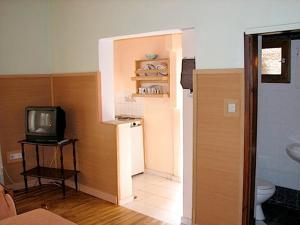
[14,184,169,225]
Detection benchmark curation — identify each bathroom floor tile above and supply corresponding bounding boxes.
[262,202,300,225]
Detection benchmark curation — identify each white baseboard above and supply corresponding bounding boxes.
[119,196,134,205]
[181,216,192,225]
[6,178,117,205]
[65,180,117,204]
[144,169,181,182]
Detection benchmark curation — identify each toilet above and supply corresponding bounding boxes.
[255,178,276,221]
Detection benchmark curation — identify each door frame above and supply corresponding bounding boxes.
[243,29,300,225]
[243,33,258,225]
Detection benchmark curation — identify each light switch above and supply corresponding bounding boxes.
[228,103,236,113]
[224,99,240,117]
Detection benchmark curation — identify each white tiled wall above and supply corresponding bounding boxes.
[256,40,300,190]
[115,94,144,117]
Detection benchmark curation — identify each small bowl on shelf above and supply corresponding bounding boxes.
[145,54,158,60]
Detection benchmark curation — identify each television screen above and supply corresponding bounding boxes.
[25,106,65,142]
[27,110,56,134]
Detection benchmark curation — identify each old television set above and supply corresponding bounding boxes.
[25,106,66,142]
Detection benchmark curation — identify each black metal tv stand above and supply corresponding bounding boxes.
[18,139,79,197]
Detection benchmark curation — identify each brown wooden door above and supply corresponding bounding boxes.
[243,33,258,225]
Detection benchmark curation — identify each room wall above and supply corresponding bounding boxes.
[0,0,300,74]
[0,74,119,203]
[114,35,182,177]
[256,40,300,190]
[0,0,51,75]
[99,38,115,121]
[182,29,195,222]
[297,44,300,89]
[49,0,300,72]
[51,73,118,201]
[0,76,53,187]
[193,69,244,225]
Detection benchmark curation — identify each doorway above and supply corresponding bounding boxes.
[244,29,300,225]
[114,33,183,225]
[98,28,195,225]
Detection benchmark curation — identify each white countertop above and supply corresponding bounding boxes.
[104,118,143,126]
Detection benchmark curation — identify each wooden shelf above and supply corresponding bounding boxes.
[19,139,79,196]
[133,58,170,97]
[135,58,169,63]
[135,69,168,73]
[21,167,80,181]
[131,76,168,82]
[18,139,76,146]
[132,93,169,98]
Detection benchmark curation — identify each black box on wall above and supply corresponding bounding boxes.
[180,58,195,91]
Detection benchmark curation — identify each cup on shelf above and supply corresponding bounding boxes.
[138,87,146,94]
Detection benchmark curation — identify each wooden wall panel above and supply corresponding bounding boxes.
[0,73,118,202]
[52,73,118,197]
[193,69,244,225]
[0,76,52,185]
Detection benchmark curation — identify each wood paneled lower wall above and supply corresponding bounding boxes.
[52,73,118,201]
[0,76,53,185]
[0,73,118,203]
[193,69,244,225]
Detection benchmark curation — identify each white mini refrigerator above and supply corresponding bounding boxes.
[130,121,145,176]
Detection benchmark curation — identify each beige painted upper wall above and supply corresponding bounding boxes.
[0,0,51,74]
[49,0,300,72]
[1,1,300,74]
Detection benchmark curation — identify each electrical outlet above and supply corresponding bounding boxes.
[6,151,23,163]
[10,152,22,160]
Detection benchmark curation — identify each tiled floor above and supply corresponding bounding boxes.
[123,173,183,225]
[256,202,300,225]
